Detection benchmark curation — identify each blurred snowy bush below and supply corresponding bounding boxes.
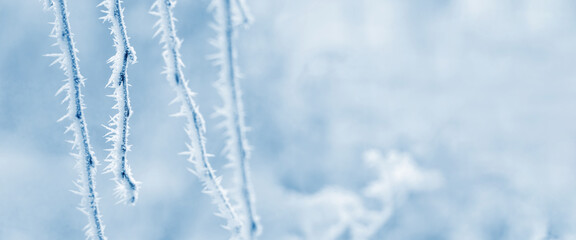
[274,150,442,240]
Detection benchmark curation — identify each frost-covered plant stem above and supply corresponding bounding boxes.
[150,0,242,238]
[99,0,140,205]
[210,0,260,238]
[45,0,106,239]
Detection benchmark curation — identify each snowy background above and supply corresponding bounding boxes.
[2,0,576,239]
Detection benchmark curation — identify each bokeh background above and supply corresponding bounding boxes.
[2,0,576,239]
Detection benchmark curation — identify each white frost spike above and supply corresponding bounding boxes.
[99,0,140,205]
[209,0,260,239]
[233,0,253,26]
[45,0,106,239]
[151,0,242,239]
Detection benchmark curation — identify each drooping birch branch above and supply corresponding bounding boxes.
[99,0,140,205]
[45,0,107,239]
[150,0,243,238]
[209,0,260,238]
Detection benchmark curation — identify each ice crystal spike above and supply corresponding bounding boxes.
[99,0,140,205]
[233,0,253,26]
[209,0,260,238]
[45,0,107,239]
[151,0,243,238]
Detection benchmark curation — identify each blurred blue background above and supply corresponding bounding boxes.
[2,0,576,239]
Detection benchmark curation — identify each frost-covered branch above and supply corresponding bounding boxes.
[150,0,242,238]
[209,0,260,238]
[98,0,140,205]
[44,0,106,239]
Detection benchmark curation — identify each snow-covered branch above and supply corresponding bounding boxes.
[150,0,242,238]
[99,0,140,205]
[209,0,260,238]
[45,0,107,239]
